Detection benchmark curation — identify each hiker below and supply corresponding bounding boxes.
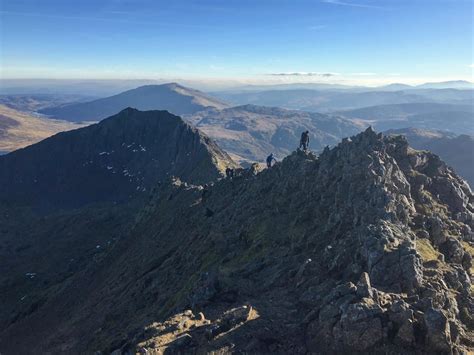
[266,153,276,168]
[300,131,310,151]
[225,167,234,179]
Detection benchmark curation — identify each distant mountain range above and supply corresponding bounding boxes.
[0,108,235,211]
[218,80,473,93]
[32,82,473,126]
[186,104,363,163]
[415,80,474,89]
[1,78,472,96]
[378,80,473,91]
[40,83,230,122]
[213,87,473,112]
[337,103,474,135]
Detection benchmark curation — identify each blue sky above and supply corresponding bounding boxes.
[1,0,473,85]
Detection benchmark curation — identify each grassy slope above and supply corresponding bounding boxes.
[0,104,88,152]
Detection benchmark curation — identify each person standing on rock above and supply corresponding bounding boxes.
[266,153,276,168]
[300,131,310,151]
[225,167,234,179]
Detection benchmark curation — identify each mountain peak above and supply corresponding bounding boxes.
[0,108,236,211]
[40,83,230,121]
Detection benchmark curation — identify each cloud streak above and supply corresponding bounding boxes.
[321,0,382,9]
[267,72,339,77]
[351,72,377,76]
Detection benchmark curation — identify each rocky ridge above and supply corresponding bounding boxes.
[1,128,473,353]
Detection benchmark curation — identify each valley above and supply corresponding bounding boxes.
[0,104,87,153]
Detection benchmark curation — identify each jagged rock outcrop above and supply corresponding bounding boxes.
[386,128,474,186]
[1,128,472,354]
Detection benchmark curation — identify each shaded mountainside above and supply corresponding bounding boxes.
[0,108,236,211]
[186,104,363,163]
[1,129,473,354]
[386,128,474,186]
[0,104,87,153]
[40,83,230,122]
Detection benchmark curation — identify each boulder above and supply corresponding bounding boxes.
[389,300,414,326]
[356,272,373,298]
[424,308,452,352]
[442,237,465,264]
[395,319,415,347]
[428,216,448,246]
[332,298,385,351]
[167,334,195,351]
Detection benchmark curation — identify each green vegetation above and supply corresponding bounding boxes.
[461,241,474,275]
[416,238,441,262]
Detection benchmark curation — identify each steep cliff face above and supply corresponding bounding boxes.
[1,129,473,354]
[0,107,236,211]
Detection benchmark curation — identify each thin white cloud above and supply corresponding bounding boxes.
[351,72,377,76]
[321,0,382,9]
[267,72,339,77]
[469,64,474,68]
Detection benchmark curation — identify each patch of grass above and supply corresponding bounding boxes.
[416,238,441,262]
[461,241,474,275]
[415,190,449,218]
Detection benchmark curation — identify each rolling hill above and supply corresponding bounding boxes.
[40,83,230,122]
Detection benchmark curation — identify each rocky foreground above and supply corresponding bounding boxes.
[1,128,473,354]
